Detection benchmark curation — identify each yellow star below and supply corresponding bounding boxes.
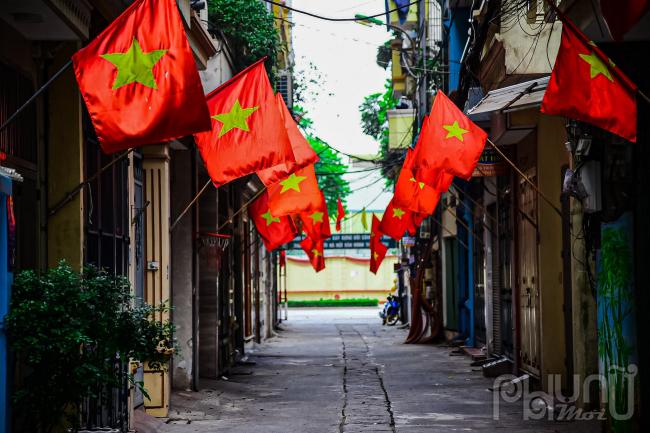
[392,208,405,219]
[443,121,469,141]
[309,211,324,223]
[311,249,321,257]
[579,52,614,82]
[100,38,167,90]
[261,210,280,226]
[212,99,259,138]
[279,173,307,193]
[409,177,425,190]
[373,251,379,260]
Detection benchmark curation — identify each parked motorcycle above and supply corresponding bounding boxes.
[379,295,401,326]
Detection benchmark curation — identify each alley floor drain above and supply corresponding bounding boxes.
[337,325,396,433]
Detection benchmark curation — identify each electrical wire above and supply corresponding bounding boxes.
[340,185,392,223]
[261,0,418,22]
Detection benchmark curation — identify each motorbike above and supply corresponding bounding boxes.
[379,295,401,326]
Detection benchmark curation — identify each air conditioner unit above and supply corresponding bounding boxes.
[275,72,292,109]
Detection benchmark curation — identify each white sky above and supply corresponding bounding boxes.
[292,0,393,211]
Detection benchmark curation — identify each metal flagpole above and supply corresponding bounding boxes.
[486,138,562,217]
[0,60,73,134]
[48,148,133,217]
[170,179,212,232]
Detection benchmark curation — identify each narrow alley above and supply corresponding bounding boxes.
[160,308,598,433]
[1,1,648,432]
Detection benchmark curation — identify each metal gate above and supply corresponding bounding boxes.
[473,206,487,347]
[517,168,540,376]
[494,176,515,359]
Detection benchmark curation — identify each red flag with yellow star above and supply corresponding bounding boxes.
[267,164,322,216]
[407,212,426,236]
[195,59,295,186]
[402,133,454,193]
[299,193,332,241]
[300,236,325,272]
[72,0,211,154]
[256,93,319,186]
[541,13,637,142]
[335,198,346,231]
[249,190,297,252]
[378,199,411,241]
[601,0,650,41]
[393,165,441,215]
[412,93,487,180]
[370,215,388,274]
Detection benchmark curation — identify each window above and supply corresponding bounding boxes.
[83,114,129,275]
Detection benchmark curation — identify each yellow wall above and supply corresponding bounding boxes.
[47,43,84,269]
[536,113,568,390]
[286,255,398,301]
[142,145,171,417]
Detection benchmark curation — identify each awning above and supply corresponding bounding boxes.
[467,76,549,117]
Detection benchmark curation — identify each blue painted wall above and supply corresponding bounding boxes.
[454,182,472,344]
[0,173,12,433]
[445,8,470,93]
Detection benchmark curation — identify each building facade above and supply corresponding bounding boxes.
[0,0,290,428]
[385,0,649,431]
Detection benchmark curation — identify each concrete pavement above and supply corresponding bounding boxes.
[160,308,600,433]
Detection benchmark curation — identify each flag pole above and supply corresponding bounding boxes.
[215,186,268,232]
[444,207,485,247]
[0,60,73,134]
[486,138,562,217]
[170,179,213,232]
[431,215,469,250]
[48,148,132,217]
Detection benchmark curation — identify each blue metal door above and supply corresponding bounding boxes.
[0,173,13,433]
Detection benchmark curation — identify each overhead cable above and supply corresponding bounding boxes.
[261,0,418,22]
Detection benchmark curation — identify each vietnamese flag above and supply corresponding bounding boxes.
[195,59,296,186]
[379,199,412,241]
[267,164,322,216]
[249,191,297,252]
[601,0,650,41]
[393,164,441,215]
[335,198,346,231]
[300,236,325,272]
[408,212,426,236]
[541,13,637,142]
[403,139,454,193]
[256,93,319,186]
[72,0,211,154]
[370,215,388,274]
[412,93,487,180]
[299,193,332,241]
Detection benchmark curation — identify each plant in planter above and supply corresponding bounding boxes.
[4,262,174,433]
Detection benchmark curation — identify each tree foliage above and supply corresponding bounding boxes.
[359,79,399,184]
[294,106,351,216]
[376,40,392,70]
[293,59,333,106]
[208,0,279,73]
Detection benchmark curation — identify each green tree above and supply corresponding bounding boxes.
[208,0,279,73]
[376,40,392,70]
[359,79,399,184]
[294,105,351,216]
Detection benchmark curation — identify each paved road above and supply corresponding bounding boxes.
[161,308,599,433]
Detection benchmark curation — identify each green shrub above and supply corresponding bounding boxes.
[287,298,378,308]
[4,261,173,432]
